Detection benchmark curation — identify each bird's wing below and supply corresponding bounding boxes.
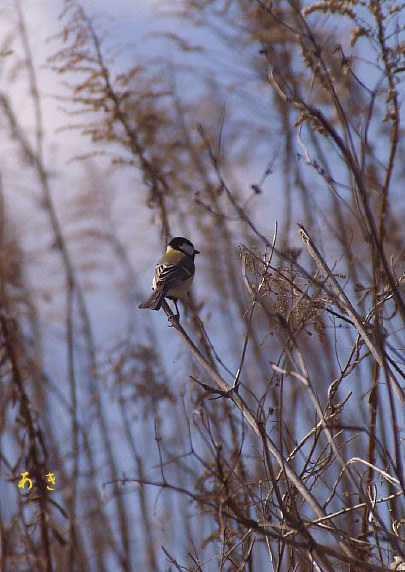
[154,262,193,291]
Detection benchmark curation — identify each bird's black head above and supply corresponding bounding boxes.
[169,237,200,257]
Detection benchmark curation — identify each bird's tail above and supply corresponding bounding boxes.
[138,289,164,310]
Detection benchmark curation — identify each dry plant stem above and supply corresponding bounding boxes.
[261,0,405,323]
[112,474,390,572]
[271,362,400,546]
[199,121,359,327]
[0,174,5,305]
[65,275,79,564]
[311,490,403,528]
[0,315,53,572]
[299,225,404,406]
[3,9,131,563]
[161,301,358,562]
[373,0,400,243]
[299,225,405,503]
[73,3,171,242]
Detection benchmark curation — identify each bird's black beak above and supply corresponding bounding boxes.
[194,249,200,255]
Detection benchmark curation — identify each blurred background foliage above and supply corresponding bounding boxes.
[0,0,403,570]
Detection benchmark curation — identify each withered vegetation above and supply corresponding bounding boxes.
[0,0,403,570]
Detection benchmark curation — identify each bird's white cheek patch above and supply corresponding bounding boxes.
[180,243,195,256]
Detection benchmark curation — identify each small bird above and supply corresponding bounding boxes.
[138,237,199,312]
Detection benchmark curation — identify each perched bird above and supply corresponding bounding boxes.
[138,237,199,312]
